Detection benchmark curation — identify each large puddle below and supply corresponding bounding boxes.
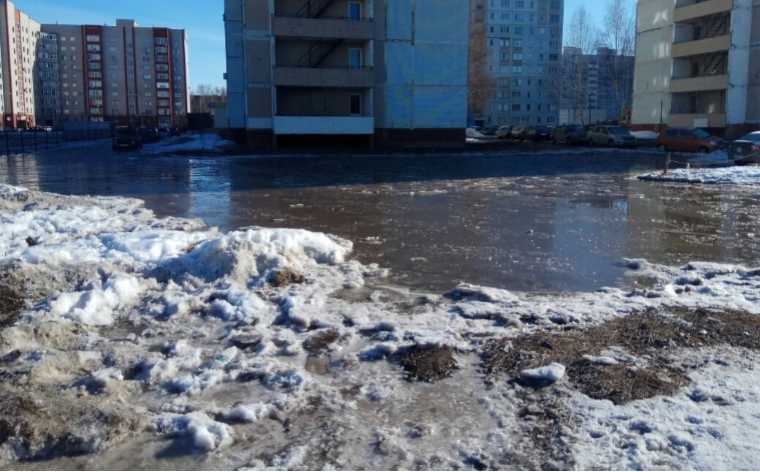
[2,143,759,293]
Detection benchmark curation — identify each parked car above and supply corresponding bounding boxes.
[729,131,760,164]
[528,126,552,142]
[495,125,513,139]
[552,125,588,145]
[511,127,529,141]
[656,128,721,153]
[588,125,637,147]
[112,126,143,151]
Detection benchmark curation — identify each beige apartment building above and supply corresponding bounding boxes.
[224,0,470,149]
[632,0,760,136]
[39,20,190,128]
[0,0,40,128]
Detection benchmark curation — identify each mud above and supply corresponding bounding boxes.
[269,269,305,288]
[396,344,458,382]
[484,308,760,404]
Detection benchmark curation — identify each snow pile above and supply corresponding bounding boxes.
[638,165,760,185]
[143,133,235,155]
[2,183,760,468]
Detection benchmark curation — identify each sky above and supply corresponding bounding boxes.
[15,0,636,92]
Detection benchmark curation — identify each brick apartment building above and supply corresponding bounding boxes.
[0,0,191,129]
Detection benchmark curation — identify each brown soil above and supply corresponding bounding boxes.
[0,284,24,328]
[302,329,339,354]
[269,269,305,287]
[395,344,458,382]
[483,308,760,404]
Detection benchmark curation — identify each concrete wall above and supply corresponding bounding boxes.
[224,0,250,129]
[632,0,675,125]
[378,0,469,130]
[746,1,760,123]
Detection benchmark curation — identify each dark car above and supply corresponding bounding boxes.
[528,126,552,142]
[657,128,721,153]
[139,127,161,143]
[588,125,637,147]
[553,125,588,145]
[112,126,143,151]
[729,131,760,164]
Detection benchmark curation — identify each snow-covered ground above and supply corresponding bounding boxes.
[1,184,760,469]
[143,133,235,155]
[639,165,760,185]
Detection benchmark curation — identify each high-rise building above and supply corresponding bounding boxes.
[560,47,635,125]
[38,20,190,128]
[0,0,41,128]
[632,0,759,136]
[470,0,564,127]
[223,0,470,149]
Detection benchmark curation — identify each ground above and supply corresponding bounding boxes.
[1,180,759,470]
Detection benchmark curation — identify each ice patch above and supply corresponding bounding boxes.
[154,413,233,452]
[639,166,760,185]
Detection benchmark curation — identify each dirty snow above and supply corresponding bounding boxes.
[639,165,760,185]
[1,183,760,469]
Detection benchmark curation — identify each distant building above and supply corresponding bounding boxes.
[469,0,564,127]
[223,0,469,149]
[190,94,226,116]
[560,47,634,125]
[632,0,759,136]
[38,20,190,128]
[0,0,41,128]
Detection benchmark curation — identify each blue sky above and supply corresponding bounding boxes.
[16,0,634,91]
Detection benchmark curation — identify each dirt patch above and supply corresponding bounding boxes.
[302,329,339,355]
[395,344,458,382]
[483,308,760,404]
[269,269,305,287]
[0,284,24,328]
[0,385,141,463]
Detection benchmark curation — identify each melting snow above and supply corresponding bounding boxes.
[639,165,760,185]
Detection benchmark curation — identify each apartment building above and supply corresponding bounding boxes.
[38,20,190,128]
[560,47,635,125]
[223,0,469,149]
[0,0,40,128]
[632,0,759,136]
[471,0,564,127]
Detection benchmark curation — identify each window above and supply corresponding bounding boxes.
[86,34,100,42]
[348,2,362,20]
[350,94,361,115]
[348,48,362,69]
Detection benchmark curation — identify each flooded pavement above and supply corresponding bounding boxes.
[2,142,758,293]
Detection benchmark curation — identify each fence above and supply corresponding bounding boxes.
[0,127,113,156]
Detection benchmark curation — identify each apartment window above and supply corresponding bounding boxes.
[87,44,100,52]
[156,82,170,89]
[86,34,100,42]
[350,94,361,115]
[348,2,362,20]
[348,48,362,69]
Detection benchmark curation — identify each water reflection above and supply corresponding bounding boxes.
[1,144,758,293]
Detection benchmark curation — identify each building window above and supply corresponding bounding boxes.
[348,48,362,69]
[348,2,362,20]
[350,94,361,115]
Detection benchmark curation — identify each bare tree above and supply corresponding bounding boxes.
[598,0,636,122]
[567,6,597,54]
[468,0,496,124]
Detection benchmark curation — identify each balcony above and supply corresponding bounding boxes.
[670,113,726,128]
[273,116,375,135]
[672,34,730,58]
[272,16,373,40]
[671,74,728,93]
[674,0,732,23]
[274,66,374,88]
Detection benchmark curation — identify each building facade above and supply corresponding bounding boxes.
[38,20,190,128]
[223,0,470,149]
[472,0,564,127]
[0,0,41,128]
[560,47,635,125]
[632,0,760,136]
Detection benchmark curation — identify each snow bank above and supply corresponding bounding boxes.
[3,183,760,469]
[639,165,760,185]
